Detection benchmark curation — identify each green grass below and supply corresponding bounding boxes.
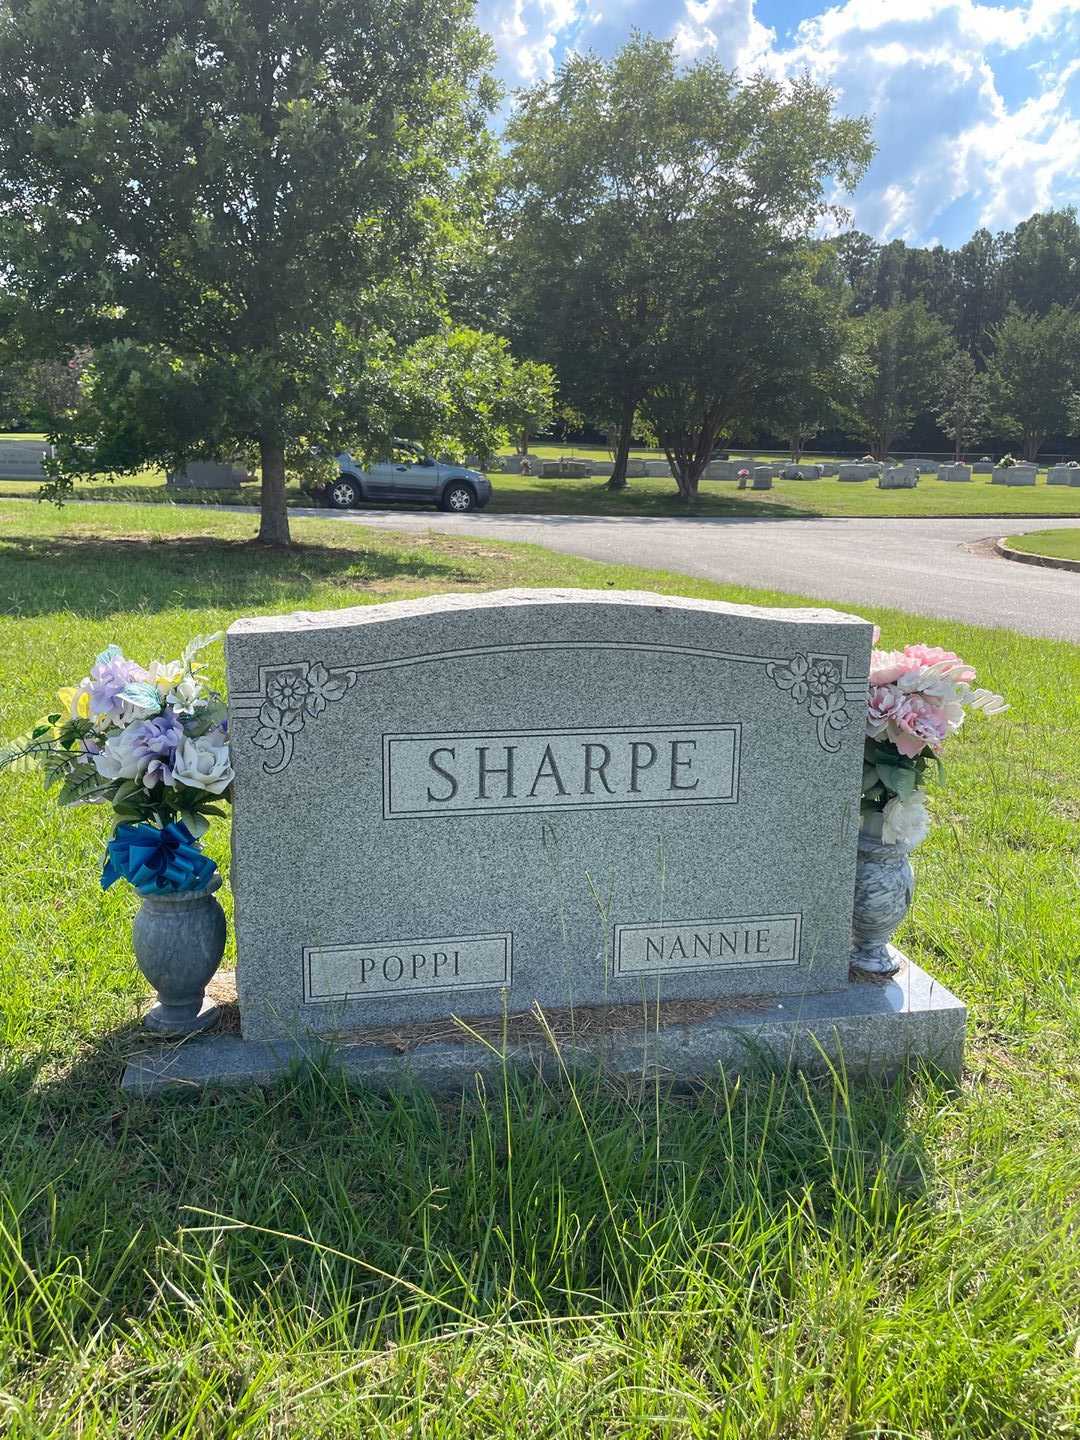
[1,501,1078,1436]
[4,435,1080,518]
[8,469,1080,519]
[1005,527,1080,561]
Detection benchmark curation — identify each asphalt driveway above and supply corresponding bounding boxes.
[288,507,1080,642]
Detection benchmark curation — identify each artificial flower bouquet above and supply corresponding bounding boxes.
[862,634,1006,847]
[0,637,233,895]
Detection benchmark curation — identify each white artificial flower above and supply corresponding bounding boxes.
[881,791,931,849]
[92,727,148,783]
[146,659,183,688]
[166,674,204,713]
[170,733,235,794]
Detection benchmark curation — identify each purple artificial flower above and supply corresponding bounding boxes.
[87,656,151,724]
[128,710,185,788]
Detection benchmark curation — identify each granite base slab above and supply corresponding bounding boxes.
[121,962,964,1096]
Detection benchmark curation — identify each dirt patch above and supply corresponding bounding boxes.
[192,970,771,1051]
[961,536,1009,561]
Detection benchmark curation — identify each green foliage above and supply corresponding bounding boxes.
[828,207,1080,358]
[851,300,955,457]
[985,305,1080,461]
[934,350,992,459]
[751,259,867,458]
[0,0,501,542]
[504,35,873,493]
[389,328,554,463]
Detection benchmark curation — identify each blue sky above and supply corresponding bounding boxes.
[475,0,1080,246]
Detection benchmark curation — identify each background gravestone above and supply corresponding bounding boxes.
[0,440,51,479]
[166,460,247,489]
[225,590,874,1041]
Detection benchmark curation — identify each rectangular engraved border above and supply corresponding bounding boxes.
[381,723,741,820]
[612,913,802,978]
[303,931,513,1004]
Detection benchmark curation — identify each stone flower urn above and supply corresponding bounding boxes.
[851,814,915,978]
[132,874,226,1034]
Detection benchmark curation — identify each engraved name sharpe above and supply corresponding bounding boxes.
[382,724,741,818]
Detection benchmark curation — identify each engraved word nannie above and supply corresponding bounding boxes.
[614,915,801,976]
[383,724,740,818]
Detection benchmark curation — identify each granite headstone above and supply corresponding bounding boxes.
[122,588,969,1091]
[225,590,875,1041]
[879,468,918,489]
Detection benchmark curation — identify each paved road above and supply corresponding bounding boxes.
[286,506,1080,642]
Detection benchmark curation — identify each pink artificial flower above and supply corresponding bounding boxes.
[866,683,904,737]
[901,643,976,682]
[869,649,921,686]
[888,694,950,758]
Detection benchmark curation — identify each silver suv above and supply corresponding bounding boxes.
[309,443,492,512]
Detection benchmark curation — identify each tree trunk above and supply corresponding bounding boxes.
[954,435,962,462]
[520,427,530,456]
[607,395,636,491]
[1022,433,1040,463]
[789,434,803,462]
[257,437,291,546]
[673,462,701,502]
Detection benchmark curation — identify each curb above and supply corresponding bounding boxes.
[994,537,1080,574]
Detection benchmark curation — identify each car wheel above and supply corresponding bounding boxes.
[328,475,360,509]
[441,482,476,513]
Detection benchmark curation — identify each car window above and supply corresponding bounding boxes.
[391,446,417,465]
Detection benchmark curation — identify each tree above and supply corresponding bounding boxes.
[1001,209,1080,315]
[0,0,499,545]
[850,301,953,458]
[759,260,864,459]
[985,304,1080,461]
[389,329,554,465]
[952,228,1007,355]
[933,351,991,460]
[0,354,84,430]
[641,248,857,496]
[503,36,872,495]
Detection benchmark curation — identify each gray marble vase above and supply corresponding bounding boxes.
[850,825,914,977]
[132,874,226,1034]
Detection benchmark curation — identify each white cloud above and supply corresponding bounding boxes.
[476,0,591,88]
[775,0,1080,238]
[670,0,778,71]
[481,0,1080,241]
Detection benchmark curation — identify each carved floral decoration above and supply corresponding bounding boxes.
[765,653,852,752]
[251,663,357,774]
[241,648,858,774]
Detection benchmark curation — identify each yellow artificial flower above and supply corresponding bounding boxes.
[57,686,90,719]
[147,661,183,693]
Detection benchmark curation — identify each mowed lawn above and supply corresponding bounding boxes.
[1005,527,1080,562]
[4,444,1080,519]
[1,501,1078,1437]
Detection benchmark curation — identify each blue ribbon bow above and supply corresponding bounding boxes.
[102,821,218,896]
